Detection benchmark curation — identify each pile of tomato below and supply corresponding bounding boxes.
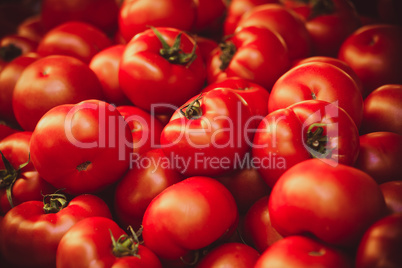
[0,0,401,267]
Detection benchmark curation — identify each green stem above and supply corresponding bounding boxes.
[43,191,68,214]
[110,226,143,258]
[179,93,204,119]
[306,123,329,157]
[219,41,236,70]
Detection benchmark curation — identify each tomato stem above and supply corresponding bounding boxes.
[42,191,68,213]
[306,123,329,157]
[219,41,236,70]
[110,226,143,258]
[179,93,204,119]
[0,43,22,62]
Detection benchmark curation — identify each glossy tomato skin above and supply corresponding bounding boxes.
[235,3,312,61]
[196,242,260,268]
[29,100,132,195]
[193,0,227,36]
[338,24,402,96]
[114,148,184,230]
[254,235,354,268]
[56,217,162,268]
[0,123,18,142]
[268,159,386,248]
[354,132,402,184]
[360,84,402,135]
[355,213,402,268]
[12,55,104,131]
[16,15,45,43]
[119,27,206,114]
[160,89,253,176]
[118,0,197,42]
[207,25,290,91]
[380,181,402,214]
[37,21,113,64]
[0,194,112,268]
[142,176,238,261]
[268,61,364,128]
[40,0,120,34]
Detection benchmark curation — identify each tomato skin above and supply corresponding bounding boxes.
[37,21,113,64]
[268,61,364,128]
[0,194,112,268]
[118,0,197,42]
[380,181,402,214]
[141,176,238,261]
[338,24,402,96]
[29,100,132,195]
[160,89,253,176]
[0,123,18,142]
[255,235,354,268]
[268,158,386,248]
[207,25,290,91]
[360,84,402,135]
[56,217,162,268]
[0,34,38,57]
[12,55,104,131]
[119,27,206,114]
[193,0,227,35]
[16,15,45,43]
[354,132,402,184]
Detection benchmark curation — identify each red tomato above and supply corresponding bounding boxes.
[242,196,283,253]
[268,158,386,248]
[89,44,131,106]
[360,84,402,135]
[355,213,402,268]
[117,105,164,156]
[255,235,354,268]
[0,34,38,59]
[207,25,290,91]
[142,176,238,261]
[354,131,402,184]
[0,131,55,214]
[160,89,253,176]
[114,148,184,230]
[268,61,364,128]
[338,24,402,96]
[37,21,113,64]
[29,100,132,195]
[236,3,312,60]
[40,0,120,34]
[12,55,104,131]
[0,193,112,268]
[0,123,18,142]
[197,242,260,267]
[56,217,162,268]
[380,181,402,214]
[193,0,227,36]
[119,27,206,114]
[118,0,197,42]
[16,15,45,43]
[192,35,219,64]
[253,100,360,187]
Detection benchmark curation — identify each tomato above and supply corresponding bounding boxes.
[255,235,354,268]
[191,35,219,64]
[354,131,402,184]
[16,15,45,43]
[0,193,112,268]
[12,55,104,131]
[141,176,238,261]
[359,84,402,135]
[242,196,283,253]
[207,25,290,91]
[56,217,162,268]
[119,27,206,114]
[355,213,402,268]
[89,44,131,106]
[117,105,164,156]
[235,3,312,61]
[40,0,120,34]
[253,99,360,188]
[0,123,18,142]
[0,52,39,126]
[380,181,402,214]
[0,131,55,214]
[37,21,113,64]
[193,0,227,37]
[0,34,38,59]
[197,242,260,267]
[268,158,386,248]
[114,148,184,230]
[338,24,402,96]
[201,76,270,118]
[118,0,197,42]
[268,61,364,128]
[160,88,253,176]
[29,100,132,195]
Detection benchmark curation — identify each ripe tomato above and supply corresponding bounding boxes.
[0,34,38,59]
[142,176,238,261]
[193,0,227,35]
[268,158,386,248]
[29,100,132,195]
[56,217,162,268]
[380,181,402,214]
[16,15,45,43]
[0,193,112,268]
[119,27,206,114]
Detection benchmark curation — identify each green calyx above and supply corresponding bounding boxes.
[218,41,236,71]
[179,93,204,120]
[110,226,143,258]
[43,191,68,214]
[305,123,330,158]
[0,44,22,62]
